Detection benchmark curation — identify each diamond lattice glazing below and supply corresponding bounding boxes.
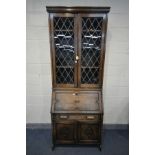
[81,17,103,84]
[54,17,74,84]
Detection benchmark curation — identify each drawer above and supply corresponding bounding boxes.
[85,115,99,120]
[53,114,100,121]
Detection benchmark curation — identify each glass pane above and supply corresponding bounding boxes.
[54,17,75,84]
[81,17,103,84]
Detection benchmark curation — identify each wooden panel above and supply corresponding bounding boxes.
[53,114,101,121]
[78,92,99,111]
[52,91,102,113]
[54,92,75,111]
[78,121,100,144]
[46,6,110,13]
[55,121,76,144]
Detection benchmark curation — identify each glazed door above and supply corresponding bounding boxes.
[50,13,78,88]
[49,13,107,88]
[78,14,107,88]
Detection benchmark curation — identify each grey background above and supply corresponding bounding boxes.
[26,0,129,124]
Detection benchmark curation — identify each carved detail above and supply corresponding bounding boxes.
[59,127,70,139]
[84,127,94,139]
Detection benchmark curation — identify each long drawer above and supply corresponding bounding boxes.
[52,114,101,121]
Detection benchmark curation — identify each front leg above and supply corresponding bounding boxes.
[98,144,101,151]
[52,144,55,151]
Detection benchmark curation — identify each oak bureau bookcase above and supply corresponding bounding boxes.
[46,6,110,151]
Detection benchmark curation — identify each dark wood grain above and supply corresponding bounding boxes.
[46,6,110,150]
[51,90,102,113]
[46,6,110,13]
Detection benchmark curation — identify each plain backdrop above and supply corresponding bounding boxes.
[26,0,129,124]
[1,0,155,155]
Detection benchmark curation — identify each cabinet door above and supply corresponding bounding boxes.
[78,14,107,88]
[50,13,78,87]
[54,121,77,144]
[78,121,101,144]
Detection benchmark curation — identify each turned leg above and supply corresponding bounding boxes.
[52,144,55,151]
[98,144,102,151]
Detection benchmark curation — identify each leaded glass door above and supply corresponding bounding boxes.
[50,14,78,87]
[78,14,106,88]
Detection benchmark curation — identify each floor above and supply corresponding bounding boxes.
[26,128,129,155]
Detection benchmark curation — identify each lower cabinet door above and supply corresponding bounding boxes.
[54,121,76,144]
[78,121,101,144]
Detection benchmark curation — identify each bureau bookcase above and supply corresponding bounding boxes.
[46,6,110,151]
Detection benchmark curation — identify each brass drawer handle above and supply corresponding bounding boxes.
[60,115,68,119]
[86,116,95,120]
[72,93,78,96]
